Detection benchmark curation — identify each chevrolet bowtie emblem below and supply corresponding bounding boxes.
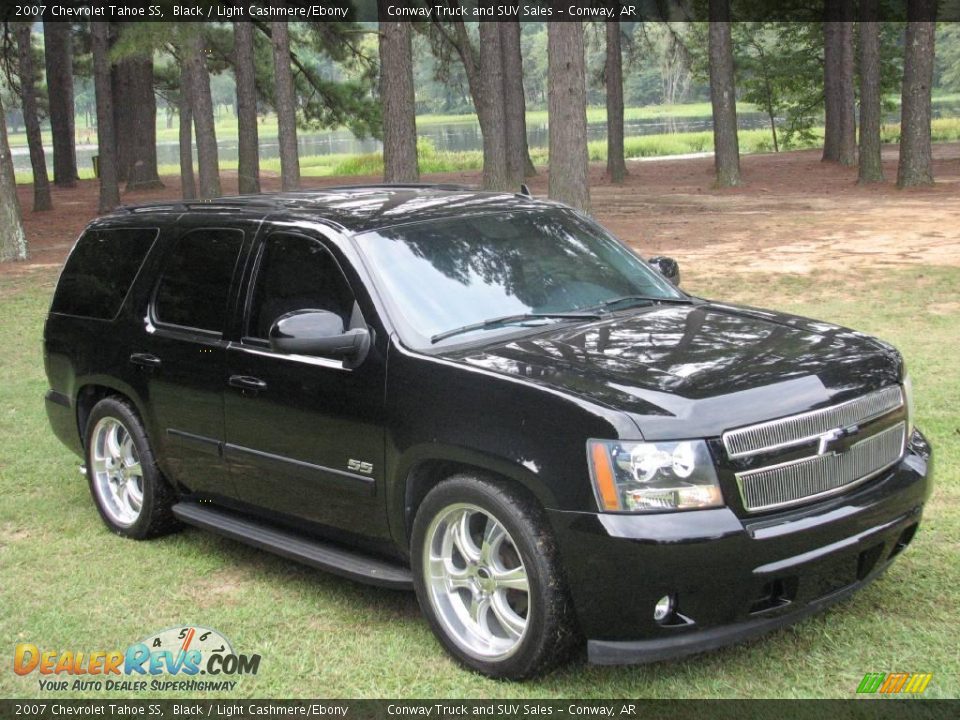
[818,424,861,455]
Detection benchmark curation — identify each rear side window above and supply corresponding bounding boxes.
[51,227,158,320]
[153,229,244,333]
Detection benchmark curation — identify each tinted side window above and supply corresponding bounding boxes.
[248,233,354,339]
[154,229,244,333]
[51,227,158,319]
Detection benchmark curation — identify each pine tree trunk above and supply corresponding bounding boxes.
[898,2,937,188]
[272,21,300,191]
[605,19,627,184]
[442,21,483,127]
[43,21,78,187]
[0,94,27,262]
[823,2,856,164]
[91,22,120,213]
[185,33,221,199]
[858,2,884,184]
[548,20,591,213]
[111,50,131,184]
[178,63,197,200]
[234,22,261,194]
[15,24,52,212]
[501,20,533,183]
[379,20,419,183]
[708,5,741,187]
[479,22,511,191]
[124,56,163,191]
[432,19,534,179]
[836,19,857,166]
[822,20,840,161]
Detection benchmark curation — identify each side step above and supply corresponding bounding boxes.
[172,503,413,590]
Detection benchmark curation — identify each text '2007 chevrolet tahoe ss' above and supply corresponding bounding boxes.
[44,186,933,679]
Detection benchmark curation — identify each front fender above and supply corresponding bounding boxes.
[384,341,631,548]
[389,441,555,543]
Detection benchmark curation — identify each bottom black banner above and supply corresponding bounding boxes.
[0,700,957,720]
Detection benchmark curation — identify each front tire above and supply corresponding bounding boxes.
[411,474,576,679]
[84,397,179,539]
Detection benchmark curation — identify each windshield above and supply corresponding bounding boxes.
[354,209,684,347]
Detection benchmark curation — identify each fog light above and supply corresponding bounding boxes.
[653,595,674,622]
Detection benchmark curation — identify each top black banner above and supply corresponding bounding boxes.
[2,0,955,24]
[0,701,958,720]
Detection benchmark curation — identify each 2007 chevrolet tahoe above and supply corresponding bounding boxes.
[44,185,932,678]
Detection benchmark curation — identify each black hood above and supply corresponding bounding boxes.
[440,302,903,439]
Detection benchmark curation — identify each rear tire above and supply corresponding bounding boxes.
[411,474,576,679]
[83,397,180,539]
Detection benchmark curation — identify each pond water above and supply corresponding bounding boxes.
[126,111,776,170]
[11,101,960,175]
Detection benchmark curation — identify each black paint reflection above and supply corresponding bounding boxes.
[444,303,901,435]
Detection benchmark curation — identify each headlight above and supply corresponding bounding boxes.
[588,439,723,513]
[903,371,916,436]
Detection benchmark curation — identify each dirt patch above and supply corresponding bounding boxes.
[597,145,960,274]
[0,267,57,297]
[928,301,960,315]
[186,566,251,609]
[4,143,960,277]
[0,522,31,547]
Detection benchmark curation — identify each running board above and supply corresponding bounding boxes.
[172,502,413,590]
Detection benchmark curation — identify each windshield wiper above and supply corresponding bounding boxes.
[430,312,602,344]
[591,294,694,311]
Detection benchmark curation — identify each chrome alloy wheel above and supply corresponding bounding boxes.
[423,503,530,661]
[90,417,144,527]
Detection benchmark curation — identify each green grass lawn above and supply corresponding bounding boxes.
[0,265,957,698]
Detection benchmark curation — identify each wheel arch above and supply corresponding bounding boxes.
[395,446,557,550]
[74,378,149,448]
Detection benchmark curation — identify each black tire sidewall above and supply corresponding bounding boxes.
[411,475,569,679]
[84,397,167,539]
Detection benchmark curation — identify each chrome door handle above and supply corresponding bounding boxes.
[228,375,267,392]
[129,353,162,368]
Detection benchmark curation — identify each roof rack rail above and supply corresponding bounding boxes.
[182,198,284,209]
[115,197,286,214]
[114,202,188,214]
[132,204,187,213]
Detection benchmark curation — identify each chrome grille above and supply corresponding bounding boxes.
[736,422,905,512]
[723,385,903,459]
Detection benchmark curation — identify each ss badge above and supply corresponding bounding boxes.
[347,459,374,474]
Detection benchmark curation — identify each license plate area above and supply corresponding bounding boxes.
[807,553,859,599]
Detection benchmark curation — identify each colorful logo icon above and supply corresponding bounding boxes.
[857,672,933,695]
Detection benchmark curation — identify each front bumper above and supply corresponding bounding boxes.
[547,430,933,665]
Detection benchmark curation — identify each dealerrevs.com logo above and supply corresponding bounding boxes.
[13,626,261,693]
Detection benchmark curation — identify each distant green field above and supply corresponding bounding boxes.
[1,264,956,698]
[10,93,960,185]
[15,117,960,185]
[6,101,742,149]
[9,91,960,150]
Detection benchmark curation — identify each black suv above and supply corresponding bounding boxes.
[44,186,932,679]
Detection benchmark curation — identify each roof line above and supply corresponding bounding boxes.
[107,184,549,228]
